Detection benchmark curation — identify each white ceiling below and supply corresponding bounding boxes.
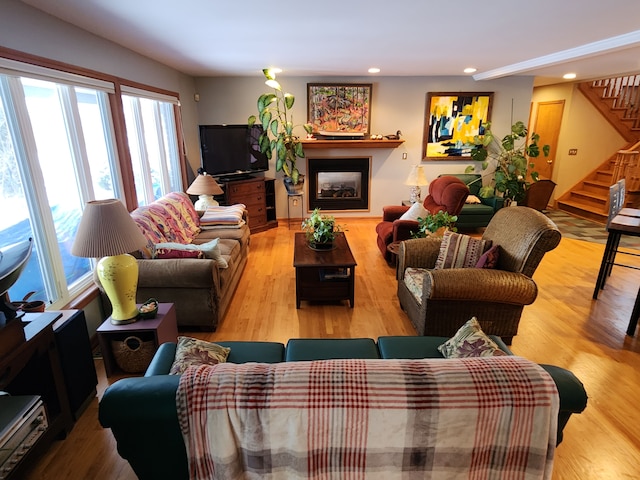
[21,0,640,85]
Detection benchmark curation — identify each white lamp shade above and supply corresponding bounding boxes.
[404,165,429,186]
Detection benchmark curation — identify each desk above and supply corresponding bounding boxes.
[592,213,640,336]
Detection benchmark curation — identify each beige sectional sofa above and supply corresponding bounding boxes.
[130,192,249,330]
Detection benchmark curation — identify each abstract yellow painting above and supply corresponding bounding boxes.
[423,92,493,160]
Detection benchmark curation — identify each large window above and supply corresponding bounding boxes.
[0,59,183,310]
[122,91,181,206]
[0,73,121,309]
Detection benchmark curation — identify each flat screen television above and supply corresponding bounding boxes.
[199,124,269,180]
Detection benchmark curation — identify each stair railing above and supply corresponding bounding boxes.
[592,75,640,129]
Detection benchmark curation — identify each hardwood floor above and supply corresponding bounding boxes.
[23,217,640,479]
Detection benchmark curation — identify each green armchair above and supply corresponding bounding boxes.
[440,173,504,229]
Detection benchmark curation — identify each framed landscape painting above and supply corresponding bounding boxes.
[423,92,493,160]
[307,83,372,135]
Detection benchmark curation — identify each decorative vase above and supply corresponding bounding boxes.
[308,240,334,251]
[284,174,304,194]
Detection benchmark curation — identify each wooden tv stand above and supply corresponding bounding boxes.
[218,176,278,233]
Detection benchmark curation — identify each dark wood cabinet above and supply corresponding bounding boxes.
[0,313,73,479]
[51,310,98,420]
[219,176,278,233]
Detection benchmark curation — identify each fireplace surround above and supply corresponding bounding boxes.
[307,157,370,211]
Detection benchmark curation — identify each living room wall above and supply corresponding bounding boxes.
[0,0,202,170]
[195,75,536,218]
[531,83,626,202]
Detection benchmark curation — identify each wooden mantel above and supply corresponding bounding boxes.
[302,139,404,149]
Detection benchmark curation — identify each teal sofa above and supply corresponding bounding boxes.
[99,337,588,480]
[441,173,504,229]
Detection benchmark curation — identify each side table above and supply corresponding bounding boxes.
[287,192,304,229]
[97,303,178,376]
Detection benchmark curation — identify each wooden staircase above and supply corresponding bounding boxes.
[556,77,640,222]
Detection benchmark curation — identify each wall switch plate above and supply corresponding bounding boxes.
[568,149,578,155]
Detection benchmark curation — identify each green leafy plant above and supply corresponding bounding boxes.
[468,121,549,203]
[411,210,458,238]
[248,69,313,186]
[301,208,343,245]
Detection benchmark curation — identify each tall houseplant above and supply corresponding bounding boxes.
[469,121,549,204]
[248,69,313,190]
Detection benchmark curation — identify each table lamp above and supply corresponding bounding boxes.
[186,172,224,211]
[404,164,429,203]
[71,199,147,325]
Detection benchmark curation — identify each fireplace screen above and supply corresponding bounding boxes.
[308,157,370,211]
[318,172,361,199]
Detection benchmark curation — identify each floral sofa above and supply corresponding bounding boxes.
[128,192,250,330]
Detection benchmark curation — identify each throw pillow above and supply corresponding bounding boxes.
[399,202,428,221]
[154,239,228,268]
[169,336,231,375]
[434,230,490,269]
[475,244,500,269]
[155,249,203,259]
[438,317,507,358]
[465,194,482,204]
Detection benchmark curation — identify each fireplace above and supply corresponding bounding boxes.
[307,157,370,211]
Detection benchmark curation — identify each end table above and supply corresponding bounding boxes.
[97,303,178,376]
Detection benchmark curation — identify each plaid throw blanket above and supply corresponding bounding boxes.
[177,357,558,480]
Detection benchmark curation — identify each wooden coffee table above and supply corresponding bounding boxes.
[293,232,357,308]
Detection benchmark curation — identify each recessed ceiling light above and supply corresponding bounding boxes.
[563,73,577,80]
[368,67,381,74]
[464,67,477,74]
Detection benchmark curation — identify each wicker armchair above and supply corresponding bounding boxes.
[397,206,561,344]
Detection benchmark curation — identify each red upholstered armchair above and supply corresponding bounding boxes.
[376,175,469,261]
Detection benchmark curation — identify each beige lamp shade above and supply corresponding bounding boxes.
[186,173,224,210]
[404,165,429,204]
[71,199,147,324]
[404,165,429,187]
[71,199,147,257]
[186,173,224,196]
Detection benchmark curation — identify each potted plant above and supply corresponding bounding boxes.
[248,69,313,193]
[301,208,342,249]
[468,121,549,204]
[411,210,458,238]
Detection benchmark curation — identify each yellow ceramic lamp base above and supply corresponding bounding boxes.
[97,254,139,324]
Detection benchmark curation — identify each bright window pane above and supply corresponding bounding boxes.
[123,95,182,206]
[0,87,46,302]
[76,87,118,200]
[22,78,91,290]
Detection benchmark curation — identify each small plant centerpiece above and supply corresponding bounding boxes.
[248,69,313,193]
[411,210,458,238]
[468,121,549,204]
[301,208,342,250]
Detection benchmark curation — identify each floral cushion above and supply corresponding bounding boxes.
[131,192,202,258]
[437,317,507,358]
[403,267,428,305]
[434,230,490,269]
[155,249,203,259]
[154,239,228,268]
[169,336,230,375]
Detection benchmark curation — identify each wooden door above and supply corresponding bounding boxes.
[531,100,565,179]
